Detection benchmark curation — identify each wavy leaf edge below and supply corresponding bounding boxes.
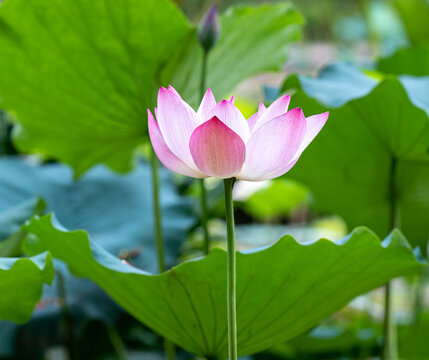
[23,214,425,278]
[0,251,54,275]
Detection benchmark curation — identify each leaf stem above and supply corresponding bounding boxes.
[413,274,424,325]
[106,325,128,360]
[164,339,176,360]
[382,157,399,360]
[200,50,208,100]
[150,149,176,360]
[200,49,210,255]
[224,178,237,360]
[57,270,76,360]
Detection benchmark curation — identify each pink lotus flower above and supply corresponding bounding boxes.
[148,86,329,181]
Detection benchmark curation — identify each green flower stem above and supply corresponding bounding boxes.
[150,149,175,360]
[150,148,165,273]
[224,178,237,360]
[382,157,399,360]
[200,178,210,254]
[200,49,210,255]
[382,282,398,360]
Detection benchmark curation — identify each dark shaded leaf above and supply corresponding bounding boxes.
[0,157,193,356]
[24,215,424,358]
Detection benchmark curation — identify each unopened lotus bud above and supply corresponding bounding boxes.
[198,4,220,53]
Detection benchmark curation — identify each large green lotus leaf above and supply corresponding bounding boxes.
[172,3,303,107]
[282,64,429,253]
[0,252,54,323]
[392,0,429,46]
[377,45,429,76]
[0,0,192,177]
[24,215,424,358]
[0,0,302,177]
